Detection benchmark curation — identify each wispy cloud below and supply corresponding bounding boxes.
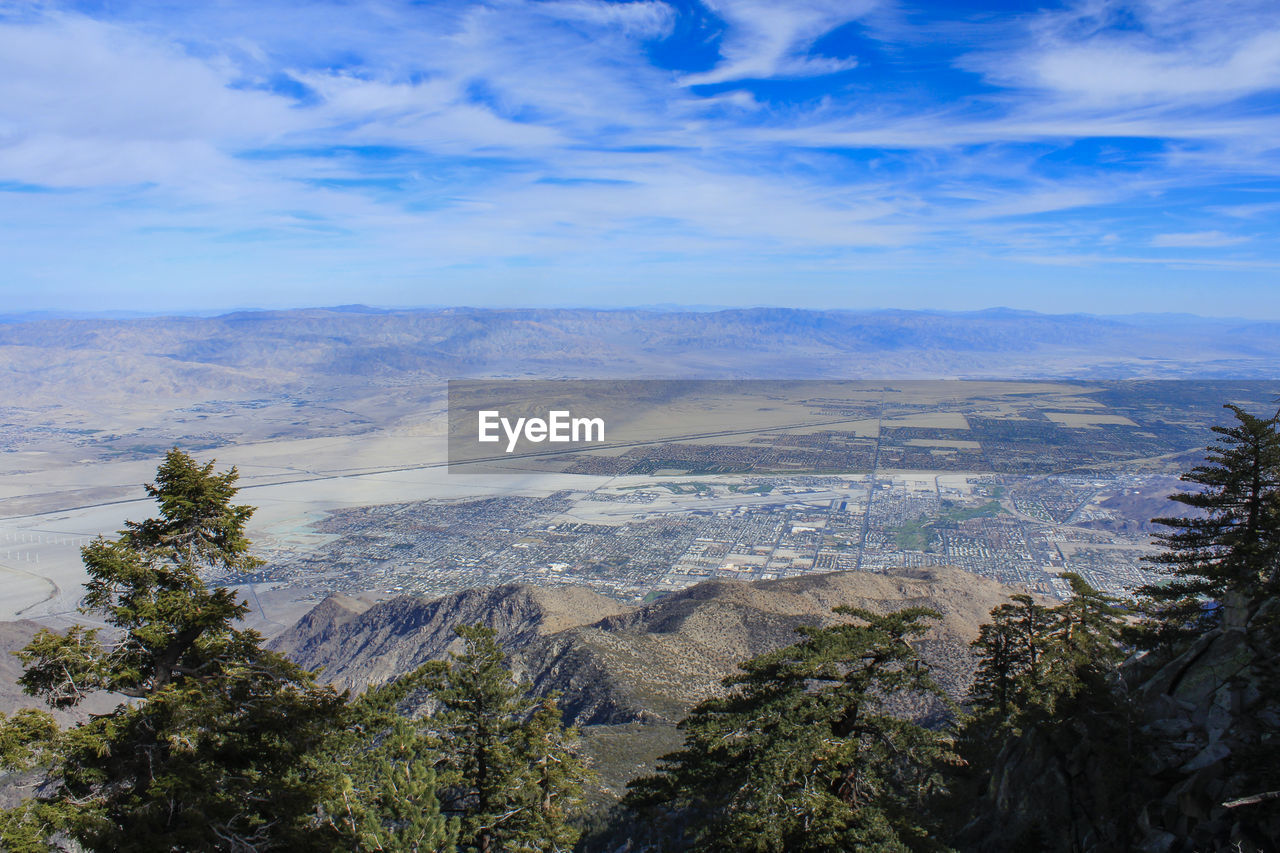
[1209,201,1280,219]
[969,0,1280,104]
[0,0,1277,315]
[1150,231,1251,248]
[681,0,875,85]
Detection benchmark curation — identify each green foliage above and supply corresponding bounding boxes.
[17,449,265,709]
[56,653,345,851]
[1136,404,1280,643]
[893,515,934,551]
[424,625,589,853]
[937,500,1004,523]
[968,594,1055,722]
[968,576,1126,728]
[320,624,591,853]
[1054,573,1127,669]
[946,575,1138,849]
[321,666,460,852]
[624,607,956,852]
[0,449,349,851]
[0,710,63,852]
[0,451,590,853]
[0,709,59,771]
[125,449,263,573]
[892,503,1003,553]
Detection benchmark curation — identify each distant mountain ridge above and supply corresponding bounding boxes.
[3,304,1274,483]
[2,307,1277,387]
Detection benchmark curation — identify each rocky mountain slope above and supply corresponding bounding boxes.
[276,566,1013,725]
[273,566,1019,795]
[271,585,629,691]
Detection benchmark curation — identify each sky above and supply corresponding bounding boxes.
[1,0,1279,316]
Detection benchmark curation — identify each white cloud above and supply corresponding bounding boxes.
[970,0,1280,104]
[1024,31,1280,103]
[0,14,299,142]
[682,0,876,85]
[1150,231,1250,248]
[534,0,675,37]
[1209,202,1280,219]
[0,0,1277,312]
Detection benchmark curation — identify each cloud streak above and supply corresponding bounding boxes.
[1150,231,1251,249]
[0,0,1277,315]
[681,0,875,85]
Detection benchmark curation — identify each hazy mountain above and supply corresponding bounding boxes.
[2,307,1277,394]
[4,305,1275,460]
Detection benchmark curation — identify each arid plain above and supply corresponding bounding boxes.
[2,307,1278,632]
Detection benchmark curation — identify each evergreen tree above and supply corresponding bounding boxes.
[0,449,350,851]
[1052,572,1126,672]
[322,665,460,852]
[424,625,588,853]
[949,575,1137,850]
[1134,404,1280,845]
[968,611,1020,721]
[0,452,590,852]
[0,709,63,852]
[625,607,956,852]
[1137,404,1280,641]
[968,594,1057,722]
[969,576,1125,727]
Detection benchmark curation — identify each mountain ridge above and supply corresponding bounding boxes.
[273,566,1018,727]
[271,566,1023,797]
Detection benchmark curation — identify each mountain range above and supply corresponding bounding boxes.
[4,307,1278,408]
[4,304,1275,470]
[270,565,1017,795]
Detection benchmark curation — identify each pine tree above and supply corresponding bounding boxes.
[969,611,1020,720]
[0,709,62,852]
[969,577,1125,727]
[949,575,1137,849]
[323,665,460,852]
[1137,404,1280,641]
[1052,572,1126,671]
[0,449,349,851]
[0,452,591,852]
[425,625,588,853]
[513,696,588,853]
[969,594,1058,722]
[625,607,956,852]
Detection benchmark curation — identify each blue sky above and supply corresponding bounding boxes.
[2,0,1279,316]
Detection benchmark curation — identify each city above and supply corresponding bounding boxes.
[249,378,1237,605]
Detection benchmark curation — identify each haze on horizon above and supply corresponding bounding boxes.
[2,0,1279,317]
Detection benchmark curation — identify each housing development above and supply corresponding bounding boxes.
[251,379,1262,604]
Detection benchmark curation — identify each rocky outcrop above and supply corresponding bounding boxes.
[269,584,628,692]
[1127,602,1280,851]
